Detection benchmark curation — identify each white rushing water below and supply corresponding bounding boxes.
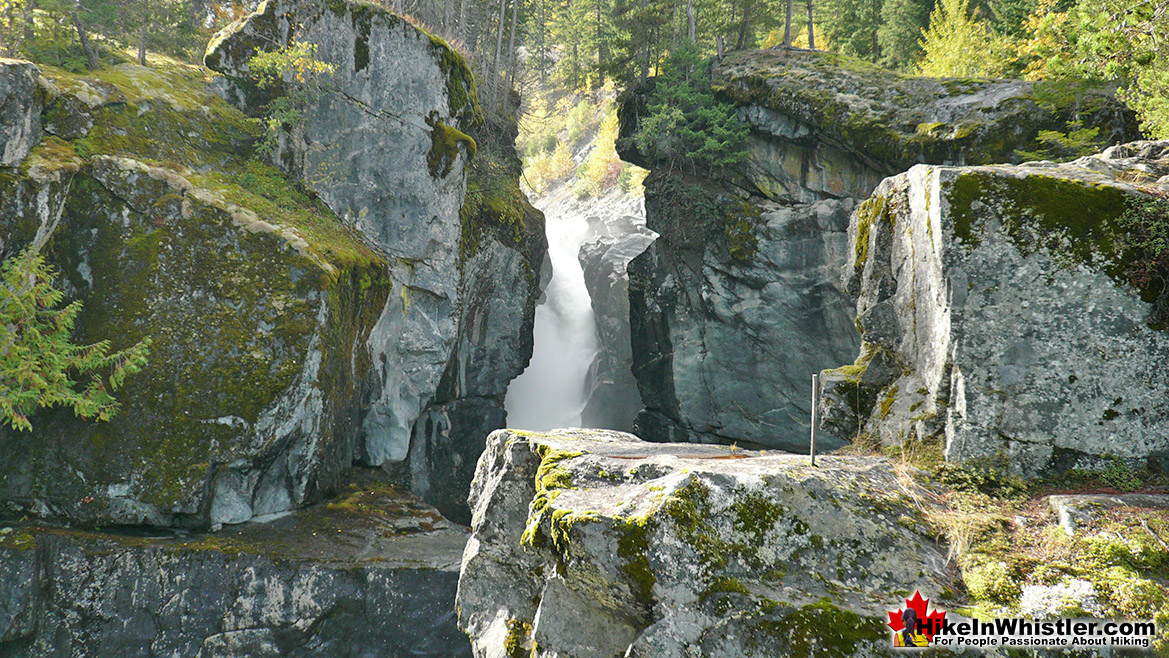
[504,203,600,430]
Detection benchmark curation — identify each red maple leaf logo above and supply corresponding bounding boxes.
[887,591,947,641]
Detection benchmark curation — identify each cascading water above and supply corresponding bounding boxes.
[504,202,600,429]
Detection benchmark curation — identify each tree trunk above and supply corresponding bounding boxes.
[595,0,606,84]
[505,0,521,96]
[490,0,508,105]
[457,0,469,42]
[783,0,793,46]
[138,25,147,66]
[72,2,98,70]
[716,33,725,59]
[23,0,36,46]
[806,0,814,50]
[736,0,752,50]
[686,0,695,43]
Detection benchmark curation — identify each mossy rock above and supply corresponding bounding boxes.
[0,59,391,528]
[712,48,1139,173]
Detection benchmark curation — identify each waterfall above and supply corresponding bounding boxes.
[504,203,600,430]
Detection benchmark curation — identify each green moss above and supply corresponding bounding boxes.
[879,384,900,419]
[520,443,583,549]
[947,171,1147,297]
[824,342,880,385]
[853,194,891,271]
[0,529,37,551]
[725,199,764,263]
[458,132,536,268]
[503,618,533,658]
[616,515,656,602]
[750,599,887,657]
[427,120,477,179]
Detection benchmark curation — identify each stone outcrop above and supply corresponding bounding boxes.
[712,48,1137,202]
[618,47,1141,452]
[0,59,41,167]
[821,141,1169,475]
[0,0,541,528]
[0,61,389,528]
[0,473,471,657]
[207,0,544,522]
[457,428,950,658]
[578,203,655,432]
[627,179,859,450]
[408,121,546,523]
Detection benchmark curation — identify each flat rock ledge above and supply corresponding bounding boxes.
[0,473,472,657]
[1048,493,1169,536]
[456,429,952,658]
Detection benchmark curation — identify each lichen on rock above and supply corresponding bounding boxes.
[824,140,1169,476]
[457,428,950,657]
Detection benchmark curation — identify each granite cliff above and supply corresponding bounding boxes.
[822,141,1169,476]
[617,47,1141,453]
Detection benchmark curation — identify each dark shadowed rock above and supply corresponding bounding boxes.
[0,473,471,657]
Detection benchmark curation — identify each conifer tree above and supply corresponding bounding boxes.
[0,248,151,432]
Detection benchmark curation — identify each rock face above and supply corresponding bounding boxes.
[0,0,541,528]
[457,428,950,658]
[578,203,655,431]
[821,141,1169,475]
[207,0,544,522]
[618,48,1140,452]
[0,61,390,528]
[0,474,472,657]
[627,178,859,450]
[409,122,546,523]
[0,59,41,167]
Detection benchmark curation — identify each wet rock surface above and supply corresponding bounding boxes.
[578,200,655,431]
[457,428,949,658]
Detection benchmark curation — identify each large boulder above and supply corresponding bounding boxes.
[617,48,1142,453]
[0,59,41,166]
[821,140,1169,475]
[0,474,472,656]
[456,428,950,658]
[0,56,392,527]
[206,0,481,470]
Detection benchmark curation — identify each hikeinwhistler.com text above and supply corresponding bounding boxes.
[919,616,1157,649]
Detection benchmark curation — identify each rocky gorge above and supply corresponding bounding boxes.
[0,1,1167,655]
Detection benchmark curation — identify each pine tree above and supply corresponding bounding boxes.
[0,248,151,432]
[877,0,933,69]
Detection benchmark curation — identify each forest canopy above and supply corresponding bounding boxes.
[0,0,1165,135]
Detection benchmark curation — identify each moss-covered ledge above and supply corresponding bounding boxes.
[0,58,391,529]
[712,48,1139,174]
